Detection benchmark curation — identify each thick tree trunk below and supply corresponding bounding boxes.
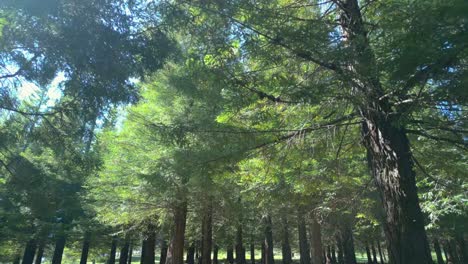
[376,242,384,264]
[310,217,324,264]
[22,239,37,264]
[128,244,133,264]
[281,217,292,264]
[213,245,218,264]
[227,246,234,264]
[434,239,444,264]
[34,241,45,264]
[297,212,310,264]
[80,236,90,264]
[144,229,156,264]
[160,241,168,264]
[250,243,255,264]
[338,1,432,263]
[166,202,187,264]
[52,235,66,264]
[236,226,246,264]
[120,240,131,264]
[108,238,117,264]
[142,240,148,264]
[201,204,213,264]
[263,215,274,264]
[187,243,195,264]
[371,243,378,264]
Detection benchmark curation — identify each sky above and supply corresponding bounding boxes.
[17,72,65,108]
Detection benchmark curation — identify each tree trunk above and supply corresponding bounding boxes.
[236,226,246,264]
[52,235,66,264]
[187,243,195,264]
[263,215,274,264]
[442,243,449,263]
[455,234,466,264]
[166,202,187,264]
[201,204,213,264]
[142,240,148,264]
[332,245,337,264]
[80,236,90,264]
[144,229,156,264]
[261,241,266,264]
[281,217,292,264]
[128,245,133,264]
[297,212,310,264]
[250,243,255,264]
[108,238,117,264]
[336,236,344,264]
[160,241,168,264]
[227,246,234,264]
[339,223,356,264]
[338,1,432,263]
[120,240,131,264]
[371,243,378,264]
[434,239,444,264]
[34,241,45,264]
[213,245,218,264]
[22,239,37,264]
[366,245,373,264]
[376,242,384,264]
[310,217,324,264]
[13,254,21,264]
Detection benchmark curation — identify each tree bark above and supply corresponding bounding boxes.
[236,225,246,264]
[332,245,337,264]
[160,241,168,264]
[213,245,218,264]
[34,241,45,264]
[337,1,432,263]
[128,244,133,264]
[310,216,324,264]
[166,202,187,264]
[144,229,156,264]
[141,239,148,264]
[371,243,378,264]
[187,243,195,264]
[80,236,90,264]
[201,204,213,264]
[281,217,292,264]
[336,236,344,264]
[365,244,373,264]
[108,238,117,264]
[261,241,266,264]
[227,246,234,264]
[250,243,255,264]
[119,239,131,264]
[263,215,274,264]
[338,223,356,264]
[434,239,444,264]
[455,233,466,264]
[376,242,384,264]
[297,212,310,264]
[22,239,37,264]
[52,235,66,264]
